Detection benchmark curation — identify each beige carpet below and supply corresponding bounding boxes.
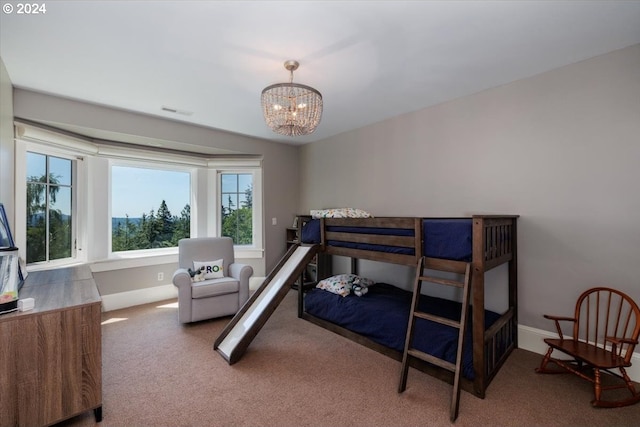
[57,290,639,427]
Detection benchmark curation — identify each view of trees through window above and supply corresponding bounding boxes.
[111,166,191,252]
[111,200,191,251]
[221,173,253,245]
[26,152,73,263]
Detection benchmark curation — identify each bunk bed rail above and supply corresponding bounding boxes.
[322,217,422,265]
[471,215,519,395]
[475,216,518,270]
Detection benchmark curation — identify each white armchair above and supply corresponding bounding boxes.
[172,237,253,323]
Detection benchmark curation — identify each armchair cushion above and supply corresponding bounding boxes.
[193,259,225,279]
[192,277,239,299]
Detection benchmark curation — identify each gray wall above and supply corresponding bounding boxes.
[0,58,14,227]
[300,44,640,333]
[12,89,300,295]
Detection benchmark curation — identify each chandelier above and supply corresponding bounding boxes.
[261,60,323,136]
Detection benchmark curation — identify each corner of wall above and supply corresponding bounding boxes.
[0,56,15,226]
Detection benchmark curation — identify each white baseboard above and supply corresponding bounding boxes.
[250,276,265,291]
[518,324,640,382]
[101,284,178,312]
[101,279,267,312]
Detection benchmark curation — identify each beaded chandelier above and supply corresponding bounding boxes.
[261,60,323,136]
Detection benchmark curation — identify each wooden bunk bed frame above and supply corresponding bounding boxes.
[297,214,519,398]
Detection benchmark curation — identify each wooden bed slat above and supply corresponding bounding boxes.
[325,246,418,265]
[325,217,417,228]
[326,231,416,247]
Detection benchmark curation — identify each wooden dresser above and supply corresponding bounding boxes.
[0,265,102,427]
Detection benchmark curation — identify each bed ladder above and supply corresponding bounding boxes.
[398,256,472,422]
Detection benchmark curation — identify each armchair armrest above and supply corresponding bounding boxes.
[229,263,253,283]
[172,268,192,289]
[543,314,576,340]
[229,263,253,304]
[605,336,639,359]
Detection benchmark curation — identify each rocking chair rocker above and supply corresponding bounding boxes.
[536,287,640,408]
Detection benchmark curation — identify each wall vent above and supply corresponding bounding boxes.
[161,105,193,116]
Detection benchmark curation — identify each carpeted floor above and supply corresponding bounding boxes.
[56,290,640,427]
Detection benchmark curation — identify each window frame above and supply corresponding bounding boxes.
[15,139,87,270]
[209,161,263,259]
[107,159,196,258]
[14,123,264,273]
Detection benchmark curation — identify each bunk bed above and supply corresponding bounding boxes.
[296,214,519,398]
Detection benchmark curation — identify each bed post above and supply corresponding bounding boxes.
[509,218,518,348]
[319,218,326,250]
[415,218,423,262]
[471,216,486,397]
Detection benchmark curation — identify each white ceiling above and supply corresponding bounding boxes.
[2,1,640,146]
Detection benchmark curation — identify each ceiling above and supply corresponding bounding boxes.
[2,1,640,146]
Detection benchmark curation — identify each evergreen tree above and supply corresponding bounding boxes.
[26,174,63,263]
[112,222,125,251]
[111,201,191,251]
[124,215,137,250]
[155,200,174,246]
[173,204,190,244]
[243,183,253,208]
[135,213,152,249]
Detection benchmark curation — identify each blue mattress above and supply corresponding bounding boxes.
[301,218,473,261]
[304,283,500,380]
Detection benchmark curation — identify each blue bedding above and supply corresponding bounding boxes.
[301,218,473,261]
[423,219,472,261]
[304,283,501,380]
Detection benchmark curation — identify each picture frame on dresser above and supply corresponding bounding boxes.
[0,203,24,283]
[0,203,14,247]
[0,203,24,314]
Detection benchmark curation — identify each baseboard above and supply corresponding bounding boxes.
[250,276,265,291]
[518,324,640,382]
[101,279,266,312]
[101,284,178,312]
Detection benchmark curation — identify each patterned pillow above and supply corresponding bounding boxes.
[193,259,224,279]
[310,208,373,219]
[316,274,374,297]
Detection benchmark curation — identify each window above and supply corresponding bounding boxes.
[16,123,264,271]
[110,164,191,253]
[25,152,75,264]
[220,173,253,245]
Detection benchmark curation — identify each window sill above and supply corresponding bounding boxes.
[90,247,263,272]
[235,247,264,259]
[26,260,87,272]
[91,251,178,272]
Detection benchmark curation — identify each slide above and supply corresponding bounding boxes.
[214,244,319,364]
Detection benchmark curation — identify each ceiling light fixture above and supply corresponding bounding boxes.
[261,60,323,137]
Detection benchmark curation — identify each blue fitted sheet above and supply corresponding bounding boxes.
[304,283,500,380]
[300,218,473,261]
[423,219,472,261]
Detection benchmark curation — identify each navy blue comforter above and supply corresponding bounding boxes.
[304,283,500,380]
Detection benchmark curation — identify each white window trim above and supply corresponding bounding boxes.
[107,158,197,259]
[14,122,264,272]
[208,164,263,259]
[14,139,87,269]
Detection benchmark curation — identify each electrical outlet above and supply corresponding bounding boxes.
[157,272,164,281]
[272,217,277,225]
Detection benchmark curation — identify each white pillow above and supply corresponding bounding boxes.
[316,274,374,297]
[310,208,373,219]
[193,259,224,279]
